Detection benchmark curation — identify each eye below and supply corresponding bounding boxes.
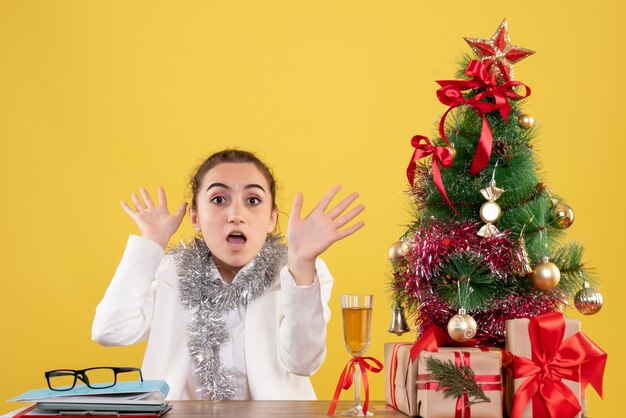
[247,196,261,206]
[210,196,227,205]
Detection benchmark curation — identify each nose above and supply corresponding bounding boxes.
[227,200,245,224]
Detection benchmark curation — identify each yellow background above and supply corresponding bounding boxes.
[1,1,624,416]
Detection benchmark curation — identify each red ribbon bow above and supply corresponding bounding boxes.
[510,312,607,418]
[409,325,482,361]
[436,59,531,175]
[409,325,450,361]
[406,135,457,214]
[327,356,383,416]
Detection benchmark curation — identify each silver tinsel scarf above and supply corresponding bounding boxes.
[170,234,287,400]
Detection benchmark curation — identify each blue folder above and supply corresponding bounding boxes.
[9,381,169,403]
[8,381,170,412]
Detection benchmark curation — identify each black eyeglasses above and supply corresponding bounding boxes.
[45,367,143,391]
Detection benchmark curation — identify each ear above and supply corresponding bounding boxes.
[189,206,202,232]
[267,207,278,233]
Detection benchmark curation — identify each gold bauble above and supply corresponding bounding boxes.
[447,312,477,342]
[552,203,575,229]
[388,240,409,260]
[574,287,603,315]
[445,145,457,160]
[518,114,535,129]
[532,257,561,290]
[479,201,502,224]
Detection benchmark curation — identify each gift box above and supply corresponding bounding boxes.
[384,343,419,416]
[385,342,505,417]
[416,349,503,418]
[505,313,607,418]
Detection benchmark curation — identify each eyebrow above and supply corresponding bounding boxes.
[206,183,266,193]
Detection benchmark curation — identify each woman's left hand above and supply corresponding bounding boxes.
[287,185,365,284]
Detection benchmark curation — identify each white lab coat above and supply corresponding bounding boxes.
[92,235,333,400]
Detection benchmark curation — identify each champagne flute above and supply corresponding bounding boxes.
[341,294,373,416]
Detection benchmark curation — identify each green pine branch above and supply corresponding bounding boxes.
[553,241,598,296]
[434,251,503,310]
[425,356,491,406]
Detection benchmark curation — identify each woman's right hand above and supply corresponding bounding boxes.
[121,186,188,249]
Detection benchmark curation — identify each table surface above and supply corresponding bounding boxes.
[165,401,404,418]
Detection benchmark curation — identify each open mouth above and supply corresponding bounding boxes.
[226,232,247,246]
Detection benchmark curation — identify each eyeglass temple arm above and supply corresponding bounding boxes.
[76,373,91,385]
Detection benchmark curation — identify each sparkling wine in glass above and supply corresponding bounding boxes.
[341,294,373,416]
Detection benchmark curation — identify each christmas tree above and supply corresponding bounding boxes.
[389,19,604,346]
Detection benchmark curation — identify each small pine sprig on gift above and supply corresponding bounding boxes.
[425,356,490,406]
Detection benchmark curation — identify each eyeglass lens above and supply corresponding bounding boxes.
[82,368,117,388]
[47,370,76,391]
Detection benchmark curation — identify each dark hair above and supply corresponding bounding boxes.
[190,149,277,210]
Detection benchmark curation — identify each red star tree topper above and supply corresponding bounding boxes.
[464,19,535,82]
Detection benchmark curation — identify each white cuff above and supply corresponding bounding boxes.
[280,265,319,289]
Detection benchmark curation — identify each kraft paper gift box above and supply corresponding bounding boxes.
[385,342,504,417]
[416,350,503,418]
[505,315,583,418]
[384,343,419,417]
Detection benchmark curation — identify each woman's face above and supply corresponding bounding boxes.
[189,162,278,280]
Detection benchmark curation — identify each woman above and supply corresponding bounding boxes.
[92,149,365,400]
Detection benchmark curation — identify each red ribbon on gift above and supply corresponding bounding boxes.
[327,356,383,416]
[388,343,411,410]
[510,312,607,418]
[436,59,531,176]
[406,135,458,214]
[455,352,471,418]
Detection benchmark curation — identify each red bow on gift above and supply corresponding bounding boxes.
[327,356,383,416]
[409,325,451,361]
[436,59,531,176]
[510,312,607,418]
[409,325,482,361]
[406,135,457,214]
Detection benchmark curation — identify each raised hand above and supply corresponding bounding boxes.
[120,186,188,249]
[287,185,365,285]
